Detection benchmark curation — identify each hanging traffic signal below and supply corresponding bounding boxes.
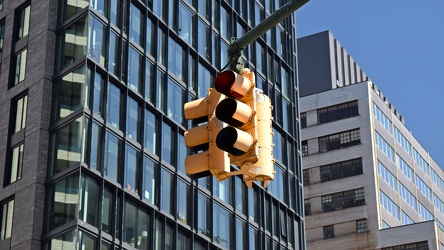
[183,89,230,180]
[214,69,275,187]
[214,69,258,166]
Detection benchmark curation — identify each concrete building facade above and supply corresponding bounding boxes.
[299,31,444,250]
[0,0,305,249]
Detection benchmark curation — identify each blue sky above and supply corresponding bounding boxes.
[296,0,444,168]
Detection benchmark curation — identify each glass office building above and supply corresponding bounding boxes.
[0,0,305,249]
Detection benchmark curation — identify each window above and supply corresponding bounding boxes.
[17,5,30,39]
[197,19,210,60]
[303,169,310,186]
[177,179,190,224]
[79,174,99,227]
[356,219,367,233]
[414,149,429,175]
[0,20,4,70]
[401,211,414,225]
[126,97,141,141]
[128,47,143,94]
[108,31,119,75]
[160,167,173,214]
[105,131,121,183]
[300,112,307,128]
[166,78,185,124]
[320,158,363,182]
[129,3,142,46]
[107,83,122,129]
[373,102,392,133]
[0,199,14,240]
[301,140,308,156]
[418,201,433,221]
[318,100,359,124]
[7,144,24,184]
[145,109,157,154]
[213,203,232,248]
[168,38,185,81]
[88,15,107,67]
[394,127,411,155]
[416,175,432,201]
[143,156,157,204]
[319,129,360,153]
[55,16,88,72]
[375,132,395,162]
[321,188,365,212]
[397,154,413,181]
[399,183,416,210]
[197,192,210,237]
[45,173,79,231]
[323,225,334,239]
[304,199,311,216]
[125,145,139,194]
[48,117,84,176]
[14,48,27,85]
[379,190,400,220]
[378,161,397,191]
[123,200,150,249]
[162,122,173,164]
[178,3,193,45]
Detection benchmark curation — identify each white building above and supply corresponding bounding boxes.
[299,31,444,250]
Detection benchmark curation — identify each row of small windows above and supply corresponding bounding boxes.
[373,102,392,134]
[375,132,395,162]
[416,175,432,201]
[381,241,429,250]
[378,161,397,191]
[397,154,414,182]
[418,201,434,221]
[321,188,365,212]
[414,149,430,175]
[319,128,361,153]
[401,211,414,226]
[303,158,363,186]
[301,129,361,156]
[300,100,359,129]
[394,126,412,156]
[322,219,367,240]
[317,100,359,125]
[399,183,416,210]
[380,190,400,220]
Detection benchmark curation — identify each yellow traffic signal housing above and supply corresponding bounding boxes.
[214,69,259,166]
[183,89,230,181]
[214,69,275,187]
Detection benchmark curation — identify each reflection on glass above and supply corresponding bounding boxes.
[14,95,27,133]
[130,3,142,45]
[90,122,102,171]
[14,48,27,85]
[160,168,173,214]
[102,187,113,234]
[178,3,193,45]
[108,31,119,75]
[107,83,121,129]
[110,0,120,27]
[197,20,210,60]
[197,63,211,98]
[168,38,185,80]
[79,174,99,227]
[90,0,107,17]
[0,199,14,240]
[145,110,157,154]
[9,144,24,184]
[178,134,186,173]
[177,179,189,224]
[235,177,246,214]
[213,176,232,205]
[88,16,107,67]
[146,18,154,55]
[197,192,210,236]
[125,145,139,194]
[105,131,121,183]
[145,61,154,103]
[144,156,156,204]
[128,47,142,93]
[45,173,79,231]
[93,72,104,117]
[49,117,83,176]
[58,0,88,23]
[17,5,30,39]
[235,218,246,250]
[43,229,77,249]
[78,230,96,249]
[162,122,172,164]
[213,203,231,248]
[127,97,140,141]
[56,16,88,72]
[166,79,184,124]
[177,229,190,250]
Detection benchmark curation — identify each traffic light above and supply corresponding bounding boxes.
[183,89,230,181]
[214,69,275,187]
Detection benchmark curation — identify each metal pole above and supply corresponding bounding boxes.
[228,0,309,57]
